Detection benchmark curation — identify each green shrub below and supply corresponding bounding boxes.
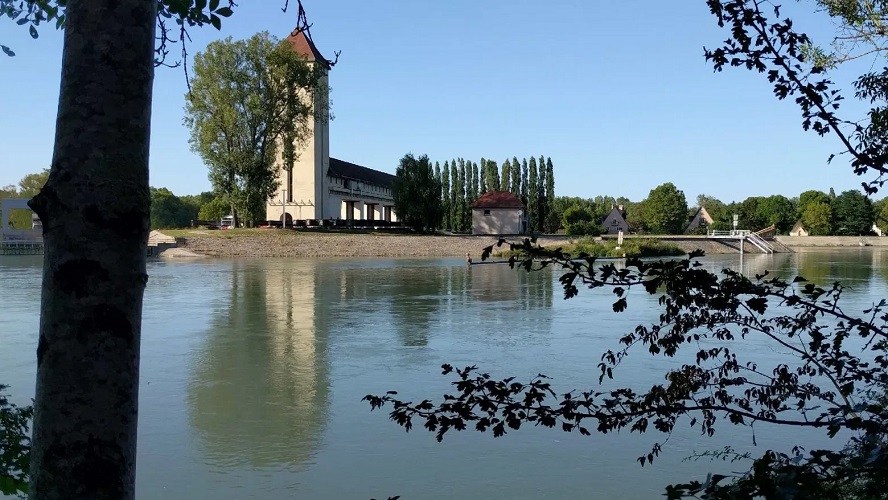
[0,385,32,498]
[565,221,605,236]
[198,197,230,222]
[497,237,685,259]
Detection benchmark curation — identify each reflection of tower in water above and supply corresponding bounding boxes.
[188,260,331,469]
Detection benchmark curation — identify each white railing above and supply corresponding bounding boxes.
[708,229,751,237]
[746,232,774,254]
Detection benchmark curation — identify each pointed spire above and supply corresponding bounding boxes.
[286,28,330,68]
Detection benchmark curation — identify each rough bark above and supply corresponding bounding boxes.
[27,1,156,498]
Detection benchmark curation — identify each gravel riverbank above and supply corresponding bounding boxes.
[176,232,568,258]
[167,230,749,258]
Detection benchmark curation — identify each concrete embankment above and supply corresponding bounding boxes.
[775,236,888,247]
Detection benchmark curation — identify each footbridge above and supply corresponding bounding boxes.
[707,225,791,254]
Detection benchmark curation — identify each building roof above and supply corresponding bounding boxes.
[327,157,395,188]
[286,28,330,68]
[602,206,627,223]
[688,206,714,223]
[470,191,525,209]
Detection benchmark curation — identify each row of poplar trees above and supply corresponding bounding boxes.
[435,156,556,233]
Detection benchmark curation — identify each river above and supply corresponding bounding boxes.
[2,249,887,499]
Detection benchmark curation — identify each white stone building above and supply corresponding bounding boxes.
[470,191,526,235]
[265,29,397,224]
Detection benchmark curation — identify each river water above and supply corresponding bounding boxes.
[2,249,888,499]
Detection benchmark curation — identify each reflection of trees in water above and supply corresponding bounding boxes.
[795,249,875,285]
[332,262,555,348]
[387,265,452,347]
[690,250,882,291]
[188,260,331,469]
[465,264,553,310]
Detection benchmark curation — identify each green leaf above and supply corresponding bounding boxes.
[210,14,221,30]
[29,24,37,39]
[215,6,233,17]
[210,0,220,10]
[195,0,207,11]
[16,18,28,25]
[1,45,14,57]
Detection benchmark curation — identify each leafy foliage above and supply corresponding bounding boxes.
[392,153,442,232]
[0,169,47,229]
[184,31,322,225]
[642,182,688,234]
[756,194,796,233]
[832,189,875,235]
[0,385,32,498]
[149,187,199,229]
[704,0,888,194]
[802,200,833,235]
[197,195,229,222]
[1,0,240,65]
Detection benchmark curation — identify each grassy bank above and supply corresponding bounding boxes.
[496,237,686,259]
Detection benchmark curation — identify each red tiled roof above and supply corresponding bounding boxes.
[470,191,525,209]
[286,29,330,68]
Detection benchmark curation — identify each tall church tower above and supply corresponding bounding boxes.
[266,28,331,222]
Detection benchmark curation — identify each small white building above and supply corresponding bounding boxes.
[789,221,809,237]
[470,191,525,235]
[264,29,397,224]
[685,206,714,234]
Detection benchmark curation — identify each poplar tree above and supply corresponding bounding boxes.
[458,159,468,231]
[501,158,511,192]
[521,158,530,213]
[545,157,557,232]
[434,161,443,228]
[449,159,459,231]
[441,160,451,230]
[511,156,521,196]
[479,157,488,194]
[487,160,499,191]
[472,161,480,200]
[528,157,539,233]
[537,155,547,232]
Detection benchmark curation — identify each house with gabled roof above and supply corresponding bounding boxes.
[685,206,714,234]
[601,205,628,235]
[470,191,526,235]
[789,221,809,236]
[264,29,398,224]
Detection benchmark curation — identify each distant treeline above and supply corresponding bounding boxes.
[552,185,888,236]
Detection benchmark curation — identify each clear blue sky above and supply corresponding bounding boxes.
[0,1,876,204]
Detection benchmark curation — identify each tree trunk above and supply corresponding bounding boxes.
[28,1,156,498]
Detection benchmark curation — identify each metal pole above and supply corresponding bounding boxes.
[740,237,744,256]
[282,190,287,229]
